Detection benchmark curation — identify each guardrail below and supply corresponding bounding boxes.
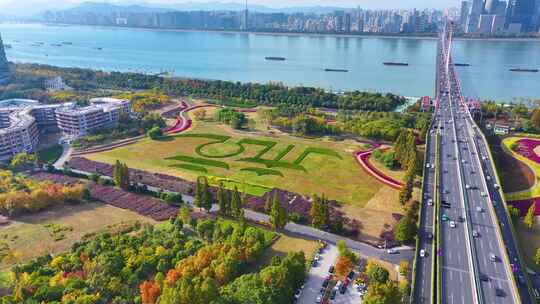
[435,132,441,304]
[468,115,535,303]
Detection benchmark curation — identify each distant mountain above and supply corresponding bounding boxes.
[43,1,354,16]
[62,2,169,14]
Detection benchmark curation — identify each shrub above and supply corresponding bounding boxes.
[147,126,163,140]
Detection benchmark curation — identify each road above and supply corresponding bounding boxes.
[435,23,523,304]
[413,109,437,304]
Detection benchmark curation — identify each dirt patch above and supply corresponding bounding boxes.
[490,136,535,193]
[516,217,540,272]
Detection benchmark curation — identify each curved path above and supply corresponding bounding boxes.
[354,144,405,190]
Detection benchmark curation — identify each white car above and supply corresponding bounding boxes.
[316,295,322,303]
[450,221,456,228]
[476,206,483,213]
[420,249,426,258]
[387,249,398,254]
[465,184,471,189]
[427,199,433,206]
[481,192,487,197]
[494,184,500,189]
[472,230,479,238]
[486,175,491,181]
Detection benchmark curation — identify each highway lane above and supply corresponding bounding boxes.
[413,121,437,304]
[438,96,476,304]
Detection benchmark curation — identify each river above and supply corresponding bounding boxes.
[1,23,539,102]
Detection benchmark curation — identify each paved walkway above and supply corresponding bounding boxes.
[53,144,73,169]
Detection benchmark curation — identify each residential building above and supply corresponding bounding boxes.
[55,98,130,139]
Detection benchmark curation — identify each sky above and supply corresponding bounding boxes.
[0,0,462,16]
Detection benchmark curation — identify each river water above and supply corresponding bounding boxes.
[1,23,539,102]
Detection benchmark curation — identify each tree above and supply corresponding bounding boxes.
[363,281,402,304]
[398,179,413,205]
[147,126,162,139]
[217,183,230,216]
[399,261,409,277]
[337,240,358,263]
[395,213,417,244]
[366,261,389,284]
[334,255,353,279]
[531,109,540,130]
[524,203,536,230]
[264,194,272,213]
[508,205,520,226]
[139,281,160,304]
[113,160,130,190]
[310,194,329,229]
[178,206,191,226]
[230,187,243,218]
[195,176,212,211]
[193,108,207,121]
[535,248,540,266]
[269,192,288,230]
[10,152,37,170]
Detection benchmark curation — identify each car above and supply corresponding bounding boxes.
[490,254,497,262]
[339,285,347,294]
[518,275,526,285]
[314,253,321,261]
[328,265,335,273]
[315,295,322,303]
[427,232,433,239]
[347,271,355,280]
[312,260,318,267]
[476,206,483,213]
[479,273,489,282]
[495,288,505,297]
[471,170,475,174]
[420,249,427,258]
[481,192,487,197]
[426,163,431,168]
[442,214,449,221]
[472,230,479,238]
[294,289,302,299]
[427,199,433,206]
[449,221,456,228]
[319,287,326,294]
[465,184,471,189]
[387,248,398,254]
[486,175,491,181]
[494,183,500,189]
[334,280,342,291]
[458,216,465,222]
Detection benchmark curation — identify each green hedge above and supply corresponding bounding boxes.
[170,163,208,173]
[237,138,277,159]
[166,154,230,169]
[273,145,295,161]
[239,157,306,172]
[240,167,284,177]
[293,147,342,165]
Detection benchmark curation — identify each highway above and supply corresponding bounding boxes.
[438,23,524,304]
[414,21,531,304]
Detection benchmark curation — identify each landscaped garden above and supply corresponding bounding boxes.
[86,118,382,207]
[502,136,540,201]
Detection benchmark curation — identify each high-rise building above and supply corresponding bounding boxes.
[460,1,471,28]
[0,33,10,85]
[507,0,536,31]
[344,13,352,32]
[479,14,496,32]
[485,0,500,13]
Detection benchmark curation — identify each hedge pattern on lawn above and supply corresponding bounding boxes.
[166,154,230,169]
[273,144,296,161]
[240,167,284,177]
[163,133,340,174]
[293,147,343,165]
[170,163,208,173]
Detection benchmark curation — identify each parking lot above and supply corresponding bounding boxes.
[297,244,363,304]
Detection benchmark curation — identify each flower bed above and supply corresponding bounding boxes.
[513,138,540,164]
[508,198,540,216]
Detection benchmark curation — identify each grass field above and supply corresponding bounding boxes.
[0,203,155,271]
[37,144,63,164]
[86,113,385,208]
[251,233,319,272]
[502,137,540,201]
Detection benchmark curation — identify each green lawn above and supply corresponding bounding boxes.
[37,144,63,164]
[86,119,383,207]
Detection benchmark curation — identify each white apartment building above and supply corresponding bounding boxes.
[55,98,130,140]
[0,98,130,160]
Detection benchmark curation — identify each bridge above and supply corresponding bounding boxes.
[412,22,533,304]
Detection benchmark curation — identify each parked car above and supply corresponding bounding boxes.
[328,265,335,274]
[387,248,398,254]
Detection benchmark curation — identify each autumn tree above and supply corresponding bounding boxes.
[535,248,540,265]
[524,203,536,230]
[335,255,353,279]
[531,108,540,130]
[140,281,160,304]
[366,261,390,284]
